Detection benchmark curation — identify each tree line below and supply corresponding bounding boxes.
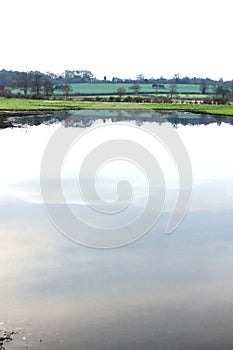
[0,69,233,102]
[0,69,96,97]
[1,69,233,86]
[0,71,53,97]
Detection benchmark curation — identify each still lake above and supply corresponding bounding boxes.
[1,110,233,349]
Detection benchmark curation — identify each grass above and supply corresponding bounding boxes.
[142,103,233,116]
[0,98,233,116]
[0,98,96,110]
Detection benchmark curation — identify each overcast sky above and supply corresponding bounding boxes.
[1,0,232,80]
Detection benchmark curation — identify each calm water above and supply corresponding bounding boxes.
[1,110,233,349]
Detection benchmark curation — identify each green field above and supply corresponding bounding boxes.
[11,83,214,97]
[54,83,213,95]
[54,83,156,95]
[0,98,233,116]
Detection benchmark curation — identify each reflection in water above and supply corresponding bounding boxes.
[1,111,233,349]
[1,109,233,129]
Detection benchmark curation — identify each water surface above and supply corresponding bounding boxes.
[1,110,233,349]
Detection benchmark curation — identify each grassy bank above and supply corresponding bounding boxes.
[142,103,233,116]
[0,98,233,116]
[0,98,96,110]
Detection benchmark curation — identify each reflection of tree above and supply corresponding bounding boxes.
[116,111,123,121]
[0,116,13,128]
[1,110,233,129]
[62,112,230,128]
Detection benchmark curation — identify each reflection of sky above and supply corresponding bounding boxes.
[1,202,233,349]
[1,114,233,348]
[176,122,233,183]
[0,119,233,211]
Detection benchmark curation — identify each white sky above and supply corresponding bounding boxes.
[1,0,232,80]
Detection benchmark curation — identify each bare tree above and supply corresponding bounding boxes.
[215,85,230,99]
[169,84,177,99]
[136,74,144,82]
[173,73,180,83]
[130,83,141,94]
[31,73,43,95]
[200,80,207,94]
[117,87,126,98]
[43,79,54,97]
[0,84,4,96]
[62,84,72,99]
[230,80,233,101]
[16,72,32,95]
